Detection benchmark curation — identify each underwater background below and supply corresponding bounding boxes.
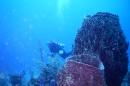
[0,0,130,85]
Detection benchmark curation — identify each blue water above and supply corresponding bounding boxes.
[0,0,130,75]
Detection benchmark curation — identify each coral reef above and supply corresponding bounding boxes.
[57,54,105,86]
[121,71,130,86]
[73,12,128,86]
[37,55,64,86]
[28,77,40,86]
[10,75,22,86]
[40,63,58,86]
[128,71,130,85]
[0,73,9,86]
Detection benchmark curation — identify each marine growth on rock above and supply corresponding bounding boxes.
[57,54,105,86]
[73,12,129,86]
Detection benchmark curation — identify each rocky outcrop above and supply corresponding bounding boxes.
[57,54,105,86]
[57,12,128,86]
[73,12,128,86]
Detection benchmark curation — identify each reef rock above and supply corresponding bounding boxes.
[73,12,128,86]
[0,73,8,86]
[57,54,105,86]
[10,75,22,86]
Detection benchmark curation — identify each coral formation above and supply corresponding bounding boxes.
[40,63,58,86]
[28,77,40,86]
[128,71,130,85]
[10,75,22,86]
[0,73,8,86]
[73,12,128,86]
[37,54,64,86]
[121,72,130,86]
[57,54,105,86]
[0,12,128,86]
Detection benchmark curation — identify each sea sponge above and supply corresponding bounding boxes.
[73,12,128,86]
[57,54,105,86]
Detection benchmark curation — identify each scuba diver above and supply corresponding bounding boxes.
[47,41,71,59]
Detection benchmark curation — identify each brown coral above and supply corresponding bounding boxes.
[73,12,128,86]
